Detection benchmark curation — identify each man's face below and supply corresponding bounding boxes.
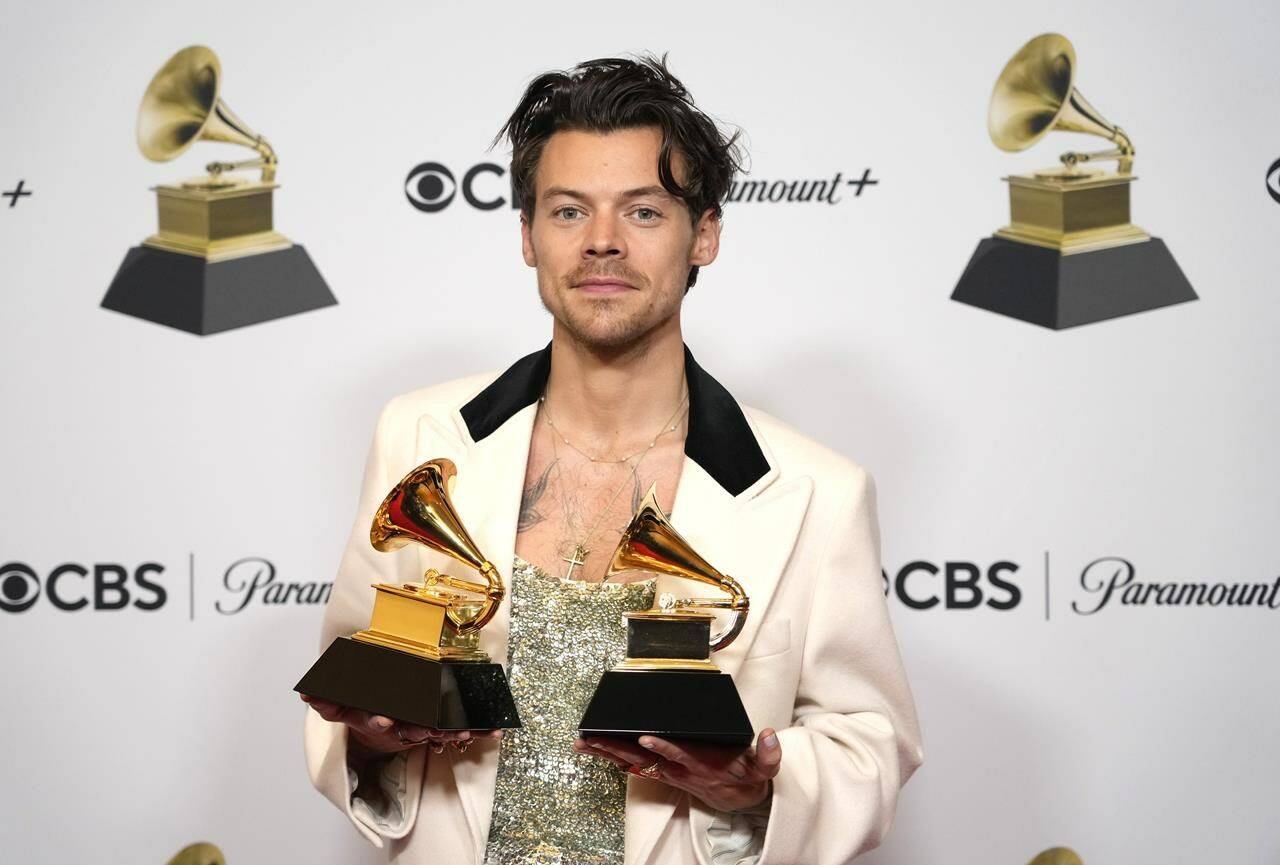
[521,126,720,350]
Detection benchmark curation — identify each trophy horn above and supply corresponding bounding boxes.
[988,33,1134,174]
[136,45,278,183]
[370,458,504,634]
[606,484,749,651]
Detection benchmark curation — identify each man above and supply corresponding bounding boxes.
[303,55,923,865]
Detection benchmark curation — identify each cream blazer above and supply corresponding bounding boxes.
[304,344,924,865]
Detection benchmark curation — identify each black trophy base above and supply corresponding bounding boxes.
[102,244,337,335]
[579,670,753,747]
[951,236,1197,330]
[294,637,521,730]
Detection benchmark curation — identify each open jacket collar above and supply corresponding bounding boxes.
[459,341,772,497]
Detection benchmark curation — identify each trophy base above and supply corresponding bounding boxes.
[101,244,337,335]
[951,236,1197,330]
[578,669,753,746]
[294,636,521,730]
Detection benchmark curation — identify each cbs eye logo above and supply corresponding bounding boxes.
[0,563,40,612]
[1267,157,1280,205]
[404,162,522,213]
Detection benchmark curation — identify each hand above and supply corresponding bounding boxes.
[573,727,781,813]
[300,693,502,757]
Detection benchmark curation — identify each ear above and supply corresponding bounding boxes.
[520,213,537,267]
[689,209,721,268]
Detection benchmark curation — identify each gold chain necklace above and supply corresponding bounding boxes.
[541,391,687,464]
[541,387,688,579]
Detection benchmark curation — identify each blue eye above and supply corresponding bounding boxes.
[405,162,457,212]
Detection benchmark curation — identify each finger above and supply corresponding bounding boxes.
[584,737,654,766]
[637,736,700,769]
[573,741,631,768]
[364,714,395,736]
[572,739,632,766]
[304,698,348,723]
[395,724,433,743]
[747,729,782,779]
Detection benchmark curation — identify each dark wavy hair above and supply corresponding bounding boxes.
[494,54,745,289]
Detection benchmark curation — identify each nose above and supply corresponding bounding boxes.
[582,210,626,260]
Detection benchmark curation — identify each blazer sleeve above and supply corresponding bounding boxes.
[302,397,430,847]
[756,468,924,864]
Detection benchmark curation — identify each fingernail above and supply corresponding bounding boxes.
[458,732,471,741]
[763,733,778,748]
[374,717,393,729]
[639,738,656,749]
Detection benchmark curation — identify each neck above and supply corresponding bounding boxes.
[543,316,687,451]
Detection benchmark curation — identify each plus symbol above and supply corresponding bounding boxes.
[846,169,880,196]
[2,180,32,208]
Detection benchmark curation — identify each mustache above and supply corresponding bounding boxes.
[563,262,647,289]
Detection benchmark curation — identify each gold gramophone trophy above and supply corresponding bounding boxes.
[951,33,1196,329]
[578,486,753,746]
[102,45,335,335]
[295,459,521,730]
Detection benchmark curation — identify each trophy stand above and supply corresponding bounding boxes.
[579,599,753,746]
[296,578,521,730]
[102,45,335,336]
[578,486,754,747]
[295,459,521,731]
[951,33,1197,330]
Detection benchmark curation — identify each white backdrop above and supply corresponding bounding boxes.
[2,1,1278,863]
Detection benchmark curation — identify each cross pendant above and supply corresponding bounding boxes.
[562,544,589,580]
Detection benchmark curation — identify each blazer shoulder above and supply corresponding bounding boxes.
[742,405,871,495]
[376,368,502,429]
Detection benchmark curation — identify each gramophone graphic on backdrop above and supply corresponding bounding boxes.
[951,33,1197,330]
[101,45,335,335]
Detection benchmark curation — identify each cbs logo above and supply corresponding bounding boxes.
[0,561,166,613]
[882,560,1021,610]
[404,162,522,213]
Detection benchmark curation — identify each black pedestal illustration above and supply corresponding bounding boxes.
[102,245,337,335]
[951,236,1197,330]
[295,637,521,730]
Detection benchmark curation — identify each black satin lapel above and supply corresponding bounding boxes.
[682,346,770,497]
[459,342,770,496]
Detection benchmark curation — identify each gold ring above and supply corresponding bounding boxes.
[451,739,472,753]
[395,726,422,746]
[638,761,662,778]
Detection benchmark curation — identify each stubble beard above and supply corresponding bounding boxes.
[538,267,681,352]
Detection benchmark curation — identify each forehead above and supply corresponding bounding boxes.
[536,127,682,197]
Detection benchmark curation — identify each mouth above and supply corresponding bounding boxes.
[574,277,636,294]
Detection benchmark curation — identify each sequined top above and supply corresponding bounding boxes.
[482,556,656,865]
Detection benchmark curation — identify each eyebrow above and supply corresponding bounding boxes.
[541,185,673,202]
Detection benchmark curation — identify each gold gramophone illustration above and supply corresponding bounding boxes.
[295,459,521,731]
[951,33,1196,329]
[578,486,754,746]
[102,45,335,335]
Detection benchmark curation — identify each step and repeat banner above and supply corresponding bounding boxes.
[2,1,1277,864]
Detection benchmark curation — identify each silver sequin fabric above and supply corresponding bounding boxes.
[482,556,656,865]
